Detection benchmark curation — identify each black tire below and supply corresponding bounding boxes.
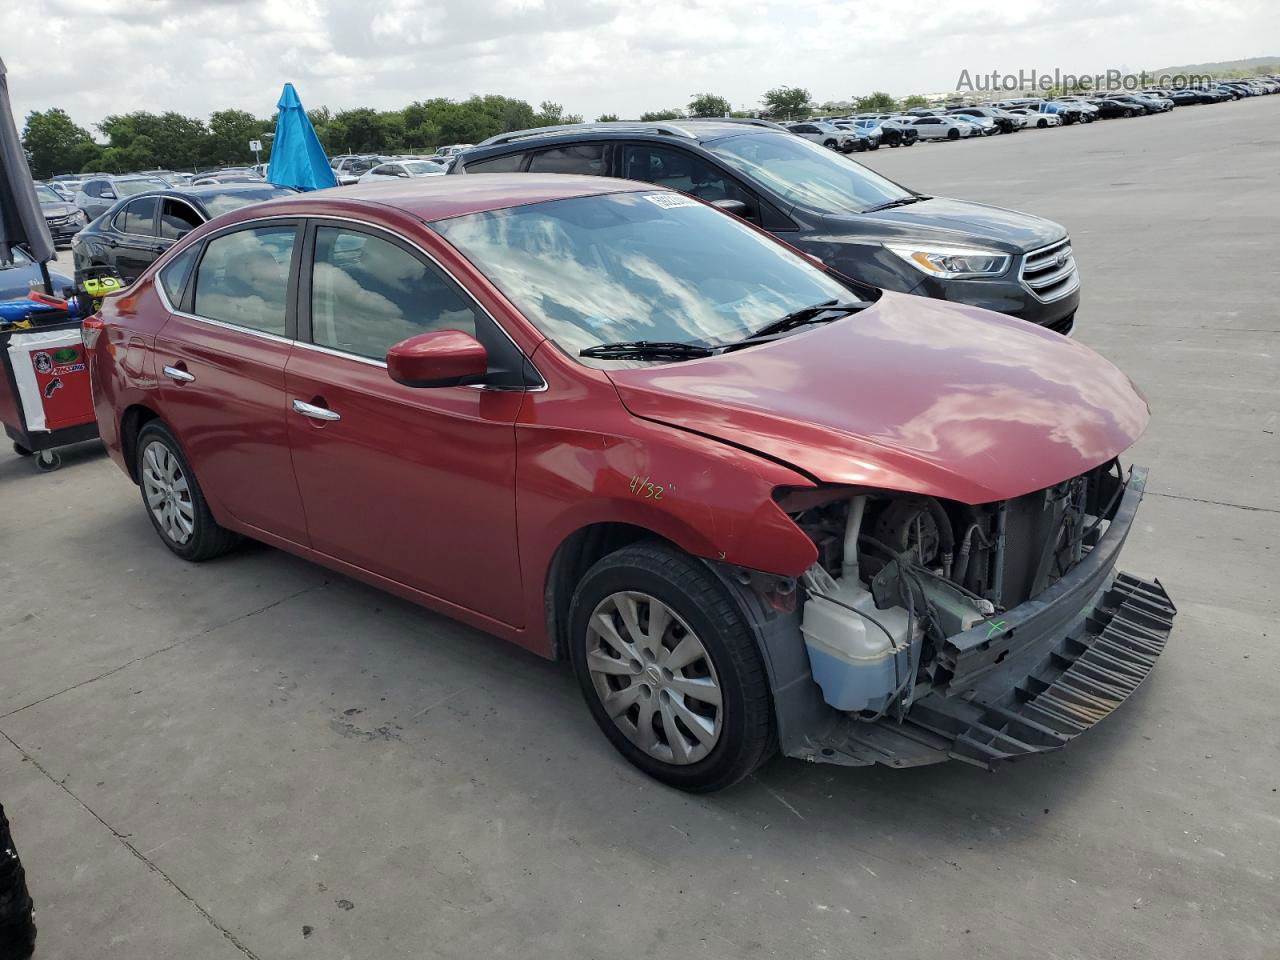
[568,542,775,792]
[134,422,239,562]
[12,442,33,457]
[34,450,60,472]
[868,139,879,150]
[823,139,836,149]
[947,128,960,140]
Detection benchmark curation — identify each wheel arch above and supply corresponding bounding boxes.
[119,403,162,483]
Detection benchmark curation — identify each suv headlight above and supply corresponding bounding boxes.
[885,244,1012,279]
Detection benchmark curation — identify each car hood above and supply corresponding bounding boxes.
[41,201,78,218]
[841,197,1066,254]
[604,292,1149,505]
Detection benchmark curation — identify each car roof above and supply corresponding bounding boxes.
[218,173,655,224]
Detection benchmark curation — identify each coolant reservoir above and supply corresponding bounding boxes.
[801,566,914,713]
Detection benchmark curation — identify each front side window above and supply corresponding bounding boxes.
[709,132,910,214]
[120,197,158,236]
[432,191,852,359]
[621,145,755,217]
[527,144,605,175]
[192,225,297,335]
[309,227,479,360]
[464,152,526,173]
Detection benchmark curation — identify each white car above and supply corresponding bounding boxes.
[435,144,474,158]
[1008,108,1061,128]
[906,116,975,141]
[785,121,858,153]
[357,159,448,182]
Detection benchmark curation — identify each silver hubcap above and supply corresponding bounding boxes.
[141,441,195,545]
[585,591,723,765]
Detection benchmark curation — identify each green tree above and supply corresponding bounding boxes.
[533,101,583,127]
[900,94,929,109]
[596,113,620,122]
[688,93,731,118]
[639,108,683,122]
[22,108,98,178]
[762,86,811,120]
[854,91,897,113]
[204,109,271,166]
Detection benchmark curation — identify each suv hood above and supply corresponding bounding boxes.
[41,201,78,219]
[842,197,1066,254]
[605,292,1148,504]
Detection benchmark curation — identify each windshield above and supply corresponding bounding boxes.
[708,132,911,215]
[405,161,444,176]
[117,179,167,197]
[34,185,62,203]
[432,191,853,358]
[198,187,296,217]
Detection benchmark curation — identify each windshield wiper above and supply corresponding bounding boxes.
[734,299,870,344]
[863,194,932,213]
[579,340,715,361]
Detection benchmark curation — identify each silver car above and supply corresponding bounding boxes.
[907,115,975,141]
[357,159,448,182]
[74,175,170,222]
[785,121,859,153]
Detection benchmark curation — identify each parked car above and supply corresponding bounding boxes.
[948,114,997,136]
[1132,93,1173,111]
[906,115,975,140]
[829,121,878,151]
[86,175,1173,791]
[71,183,297,285]
[848,118,917,147]
[947,106,1018,134]
[0,244,73,301]
[452,120,1080,332]
[1105,95,1159,116]
[786,121,860,153]
[190,170,265,186]
[1083,98,1138,119]
[434,144,474,158]
[75,175,170,222]
[357,159,449,181]
[1007,108,1061,128]
[33,182,89,245]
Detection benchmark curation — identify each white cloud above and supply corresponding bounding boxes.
[2,0,1276,131]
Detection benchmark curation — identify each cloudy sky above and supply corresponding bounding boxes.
[3,0,1276,132]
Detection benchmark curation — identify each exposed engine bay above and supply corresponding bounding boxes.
[782,459,1131,721]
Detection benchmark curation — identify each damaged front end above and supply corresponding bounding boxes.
[749,461,1174,770]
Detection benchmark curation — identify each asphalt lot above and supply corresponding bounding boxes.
[3,96,1278,960]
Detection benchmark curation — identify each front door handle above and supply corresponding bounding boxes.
[292,399,341,422]
[163,365,195,383]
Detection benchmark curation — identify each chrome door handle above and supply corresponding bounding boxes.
[163,365,195,383]
[292,399,341,422]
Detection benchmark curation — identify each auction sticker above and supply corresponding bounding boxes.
[643,193,700,209]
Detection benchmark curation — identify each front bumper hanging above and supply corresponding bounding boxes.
[787,466,1176,770]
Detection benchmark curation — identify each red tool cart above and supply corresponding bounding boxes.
[1,312,98,472]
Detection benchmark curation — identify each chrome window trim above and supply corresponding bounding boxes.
[154,211,546,391]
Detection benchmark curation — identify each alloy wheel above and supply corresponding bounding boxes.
[585,591,723,765]
[141,440,195,545]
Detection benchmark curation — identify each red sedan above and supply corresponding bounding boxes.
[87,175,1174,791]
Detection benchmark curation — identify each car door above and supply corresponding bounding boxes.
[111,197,164,282]
[154,220,310,544]
[284,220,525,626]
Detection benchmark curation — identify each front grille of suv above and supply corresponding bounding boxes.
[1020,237,1079,302]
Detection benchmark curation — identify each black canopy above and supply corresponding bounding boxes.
[0,56,55,291]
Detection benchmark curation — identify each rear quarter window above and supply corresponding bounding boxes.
[464,153,526,173]
[158,245,200,307]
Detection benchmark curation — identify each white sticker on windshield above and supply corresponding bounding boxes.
[642,192,700,209]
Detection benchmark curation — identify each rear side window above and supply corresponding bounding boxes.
[621,145,756,218]
[526,144,604,175]
[159,199,202,240]
[309,226,480,360]
[192,225,297,335]
[158,245,199,306]
[464,153,526,173]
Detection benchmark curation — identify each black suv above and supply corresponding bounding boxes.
[451,120,1079,333]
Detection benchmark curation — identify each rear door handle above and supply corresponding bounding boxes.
[292,399,341,422]
[163,365,195,383]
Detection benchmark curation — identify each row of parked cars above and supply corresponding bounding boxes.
[783,77,1280,152]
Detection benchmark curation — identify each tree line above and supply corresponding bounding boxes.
[21,87,932,179]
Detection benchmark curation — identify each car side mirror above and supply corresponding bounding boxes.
[386,330,488,388]
[711,198,750,217]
